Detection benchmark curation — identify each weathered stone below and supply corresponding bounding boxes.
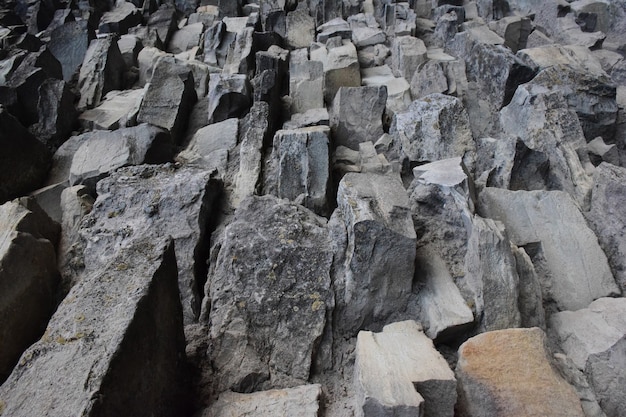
[168,22,204,54]
[77,35,125,111]
[550,297,626,417]
[310,40,361,103]
[29,78,77,149]
[47,20,91,82]
[488,15,532,52]
[334,173,417,334]
[200,385,322,417]
[223,27,255,75]
[99,1,142,35]
[0,238,188,417]
[512,245,546,329]
[474,136,516,190]
[286,5,315,49]
[177,118,239,174]
[207,73,251,123]
[78,88,144,130]
[284,108,329,130]
[456,328,585,417]
[144,5,178,48]
[316,17,352,43]
[478,188,619,311]
[330,86,386,150]
[587,136,619,166]
[68,124,174,190]
[0,107,51,204]
[264,126,331,216]
[354,321,456,417]
[137,56,197,143]
[357,43,390,68]
[360,65,412,115]
[289,52,324,114]
[117,34,143,68]
[201,195,333,394]
[391,35,427,81]
[0,198,60,384]
[585,163,626,293]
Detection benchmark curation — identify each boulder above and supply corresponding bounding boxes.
[206,73,251,123]
[310,40,361,103]
[117,34,143,68]
[334,173,417,334]
[0,107,51,204]
[488,15,532,52]
[47,20,91,81]
[390,36,427,80]
[289,51,325,114]
[201,195,334,394]
[78,88,144,130]
[177,118,239,174]
[285,5,316,49]
[478,188,619,311]
[456,327,585,417]
[360,65,412,115]
[0,238,188,417]
[29,78,77,149]
[354,321,456,417]
[549,297,626,417]
[330,86,387,150]
[223,27,254,76]
[98,1,142,35]
[79,164,221,324]
[0,198,60,384]
[264,126,331,216]
[168,22,204,54]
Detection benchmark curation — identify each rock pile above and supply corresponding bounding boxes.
[1,0,626,416]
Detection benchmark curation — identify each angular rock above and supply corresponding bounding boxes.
[289,51,324,114]
[77,35,125,111]
[285,5,315,49]
[284,108,329,130]
[78,88,144,130]
[79,165,220,324]
[264,126,330,216]
[0,107,51,204]
[177,118,239,174]
[330,86,386,150]
[0,198,60,384]
[68,124,174,189]
[354,321,456,417]
[47,20,91,82]
[223,27,254,75]
[201,195,334,393]
[488,15,532,52]
[512,245,546,329]
[0,238,188,417]
[137,56,197,143]
[168,22,204,54]
[334,173,417,334]
[117,34,143,68]
[478,188,619,311]
[207,73,251,123]
[391,35,427,81]
[550,297,626,417]
[587,136,619,167]
[200,385,322,417]
[316,17,352,43]
[29,78,77,149]
[456,327,585,417]
[310,40,361,103]
[99,1,142,35]
[360,65,412,115]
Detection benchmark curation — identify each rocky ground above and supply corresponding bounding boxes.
[1,0,626,416]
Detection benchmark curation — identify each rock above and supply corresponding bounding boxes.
[0,197,60,384]
[334,173,417,334]
[68,124,174,190]
[137,56,197,144]
[351,26,386,49]
[360,65,412,115]
[177,118,239,174]
[206,73,251,123]
[285,5,315,49]
[390,93,476,172]
[0,238,189,417]
[29,78,77,149]
[223,27,254,76]
[500,83,593,207]
[585,163,626,293]
[117,34,143,68]
[512,245,546,329]
[391,36,427,81]
[200,385,322,417]
[201,195,333,394]
[357,43,391,68]
[99,1,142,35]
[0,107,52,204]
[488,15,532,52]
[284,108,329,130]
[144,5,178,48]
[549,297,626,417]
[316,17,352,43]
[168,22,204,54]
[47,20,91,82]
[78,88,144,130]
[414,246,475,342]
[77,35,125,111]
[264,126,330,216]
[330,86,387,150]
[289,51,325,114]
[473,136,516,190]
[478,188,619,311]
[79,164,221,324]
[310,40,361,103]
[354,320,456,417]
[587,136,619,166]
[333,142,393,176]
[456,327,585,417]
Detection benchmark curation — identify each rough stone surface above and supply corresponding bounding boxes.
[177,118,239,174]
[78,88,144,130]
[330,86,386,150]
[456,327,585,417]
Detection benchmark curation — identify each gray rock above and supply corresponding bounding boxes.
[0,238,188,417]
[316,17,352,43]
[286,6,315,49]
[137,56,197,144]
[99,1,142,35]
[47,20,91,82]
[201,195,334,394]
[29,78,77,149]
[354,321,456,417]
[360,65,412,115]
[550,297,626,417]
[488,15,532,52]
[168,22,204,54]
[79,164,221,324]
[207,73,251,123]
[330,86,387,150]
[334,173,416,335]
[0,107,51,204]
[78,88,144,130]
[77,35,125,111]
[289,51,324,114]
[0,198,60,384]
[68,124,174,190]
[585,163,626,293]
[117,34,143,68]
[223,27,254,76]
[136,46,168,86]
[284,108,329,130]
[474,136,516,190]
[310,40,361,103]
[512,245,546,329]
[200,385,322,417]
[587,136,619,166]
[478,188,620,311]
[264,126,331,216]
[552,353,608,417]
[177,118,239,174]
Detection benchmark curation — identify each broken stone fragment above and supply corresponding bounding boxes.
[29,78,77,150]
[310,39,361,103]
[0,237,188,417]
[168,22,204,55]
[206,73,251,123]
[391,35,427,81]
[289,51,324,114]
[456,327,585,417]
[360,65,412,115]
[98,1,142,35]
[78,88,144,130]
[177,118,239,175]
[47,20,91,82]
[354,320,456,417]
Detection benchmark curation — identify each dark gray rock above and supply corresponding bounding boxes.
[207,73,251,123]
[78,88,144,131]
[99,1,142,35]
[29,78,77,149]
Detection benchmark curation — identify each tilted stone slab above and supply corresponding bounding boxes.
[0,238,187,417]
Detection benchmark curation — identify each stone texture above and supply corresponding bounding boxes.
[310,39,361,103]
[354,321,456,417]
[478,188,619,311]
[207,73,250,123]
[0,238,188,417]
[29,78,77,149]
[289,52,324,114]
[456,327,585,417]
[391,35,427,80]
[47,20,91,82]
[78,88,144,130]
[177,118,239,175]
[99,1,142,35]
[330,86,386,150]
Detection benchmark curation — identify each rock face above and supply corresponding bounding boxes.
[0,198,60,384]
[456,327,585,417]
[354,321,456,417]
[0,238,188,417]
[202,195,334,394]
